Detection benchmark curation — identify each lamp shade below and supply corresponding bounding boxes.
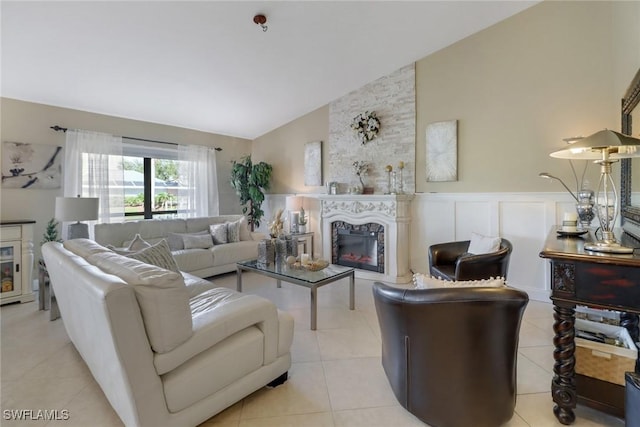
[550,130,640,160]
[55,197,99,222]
[286,196,303,211]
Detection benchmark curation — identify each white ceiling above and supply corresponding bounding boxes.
[1,1,538,140]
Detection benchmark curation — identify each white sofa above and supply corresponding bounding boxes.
[95,215,262,277]
[42,239,293,427]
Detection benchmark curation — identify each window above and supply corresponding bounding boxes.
[122,156,184,220]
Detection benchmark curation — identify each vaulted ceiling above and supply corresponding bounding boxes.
[1,1,538,139]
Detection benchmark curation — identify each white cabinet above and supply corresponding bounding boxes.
[0,221,35,305]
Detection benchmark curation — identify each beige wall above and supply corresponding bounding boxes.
[256,1,640,196]
[252,105,329,195]
[0,98,251,261]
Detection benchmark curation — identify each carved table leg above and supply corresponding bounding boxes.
[552,303,577,425]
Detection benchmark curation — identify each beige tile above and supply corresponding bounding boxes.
[519,345,555,373]
[503,411,530,427]
[199,401,243,426]
[316,327,380,360]
[519,320,554,348]
[322,357,397,411]
[516,354,553,394]
[241,362,331,419]
[291,330,321,363]
[515,392,624,426]
[333,406,425,427]
[45,381,123,427]
[239,412,334,427]
[21,343,92,382]
[522,300,554,320]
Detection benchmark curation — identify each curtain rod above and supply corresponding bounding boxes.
[50,125,222,151]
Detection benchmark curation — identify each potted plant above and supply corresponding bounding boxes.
[298,207,307,233]
[230,155,273,231]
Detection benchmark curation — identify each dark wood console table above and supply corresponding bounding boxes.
[540,228,640,425]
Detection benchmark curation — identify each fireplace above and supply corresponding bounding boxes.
[332,222,384,273]
[319,194,413,283]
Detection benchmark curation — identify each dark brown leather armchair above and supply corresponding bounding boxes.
[372,282,528,427]
[428,238,512,281]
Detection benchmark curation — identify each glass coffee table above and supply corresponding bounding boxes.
[236,260,355,330]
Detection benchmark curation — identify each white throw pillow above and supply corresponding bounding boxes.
[182,233,213,249]
[413,273,506,289]
[210,223,228,244]
[127,234,152,252]
[468,232,501,255]
[166,231,209,251]
[127,240,180,273]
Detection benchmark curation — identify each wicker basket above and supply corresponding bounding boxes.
[575,319,637,386]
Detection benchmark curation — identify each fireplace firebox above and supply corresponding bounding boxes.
[332,222,384,273]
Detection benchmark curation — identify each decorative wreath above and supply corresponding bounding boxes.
[351,111,380,145]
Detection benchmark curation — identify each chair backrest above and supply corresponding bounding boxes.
[429,238,513,281]
[372,282,528,427]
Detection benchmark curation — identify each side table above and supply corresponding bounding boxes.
[38,259,59,321]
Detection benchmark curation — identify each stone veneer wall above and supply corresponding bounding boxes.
[329,64,415,194]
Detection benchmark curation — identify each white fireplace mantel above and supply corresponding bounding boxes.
[319,194,414,283]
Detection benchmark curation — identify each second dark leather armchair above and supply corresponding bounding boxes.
[373,282,529,427]
[429,238,512,281]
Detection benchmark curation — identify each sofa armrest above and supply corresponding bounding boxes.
[154,292,279,375]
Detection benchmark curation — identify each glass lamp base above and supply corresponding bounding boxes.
[584,241,634,254]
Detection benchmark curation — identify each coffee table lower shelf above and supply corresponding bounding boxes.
[236,261,355,330]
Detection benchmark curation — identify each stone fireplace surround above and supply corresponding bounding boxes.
[319,194,413,283]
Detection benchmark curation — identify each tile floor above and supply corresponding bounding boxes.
[0,273,626,427]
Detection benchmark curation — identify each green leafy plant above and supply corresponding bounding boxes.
[41,218,62,245]
[230,155,273,231]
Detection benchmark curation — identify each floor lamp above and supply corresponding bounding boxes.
[55,196,99,240]
[550,129,640,253]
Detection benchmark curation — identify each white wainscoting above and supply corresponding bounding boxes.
[260,192,622,302]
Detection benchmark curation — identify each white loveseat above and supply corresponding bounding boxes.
[42,239,293,427]
[95,215,262,277]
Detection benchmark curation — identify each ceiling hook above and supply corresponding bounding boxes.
[253,14,268,32]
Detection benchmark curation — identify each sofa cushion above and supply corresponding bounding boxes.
[154,288,277,375]
[183,233,213,249]
[182,272,217,298]
[127,240,180,273]
[87,250,193,354]
[211,241,258,266]
[210,223,228,244]
[166,230,210,251]
[172,249,215,273]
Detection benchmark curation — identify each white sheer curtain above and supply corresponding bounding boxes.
[64,130,124,225]
[177,144,219,217]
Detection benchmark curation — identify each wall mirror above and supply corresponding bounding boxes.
[620,68,640,238]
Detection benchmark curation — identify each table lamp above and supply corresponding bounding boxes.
[55,196,99,240]
[550,129,640,253]
[286,196,302,234]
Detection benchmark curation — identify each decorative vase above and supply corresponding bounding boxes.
[396,168,404,194]
[258,239,275,265]
[390,172,397,195]
[385,171,392,194]
[298,224,307,233]
[576,189,595,228]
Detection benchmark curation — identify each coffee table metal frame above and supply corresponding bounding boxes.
[236,260,355,330]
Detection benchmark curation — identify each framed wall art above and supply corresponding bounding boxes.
[304,141,322,186]
[426,120,457,182]
[1,142,62,189]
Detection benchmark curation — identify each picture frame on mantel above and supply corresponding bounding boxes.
[304,141,322,186]
[426,120,458,182]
